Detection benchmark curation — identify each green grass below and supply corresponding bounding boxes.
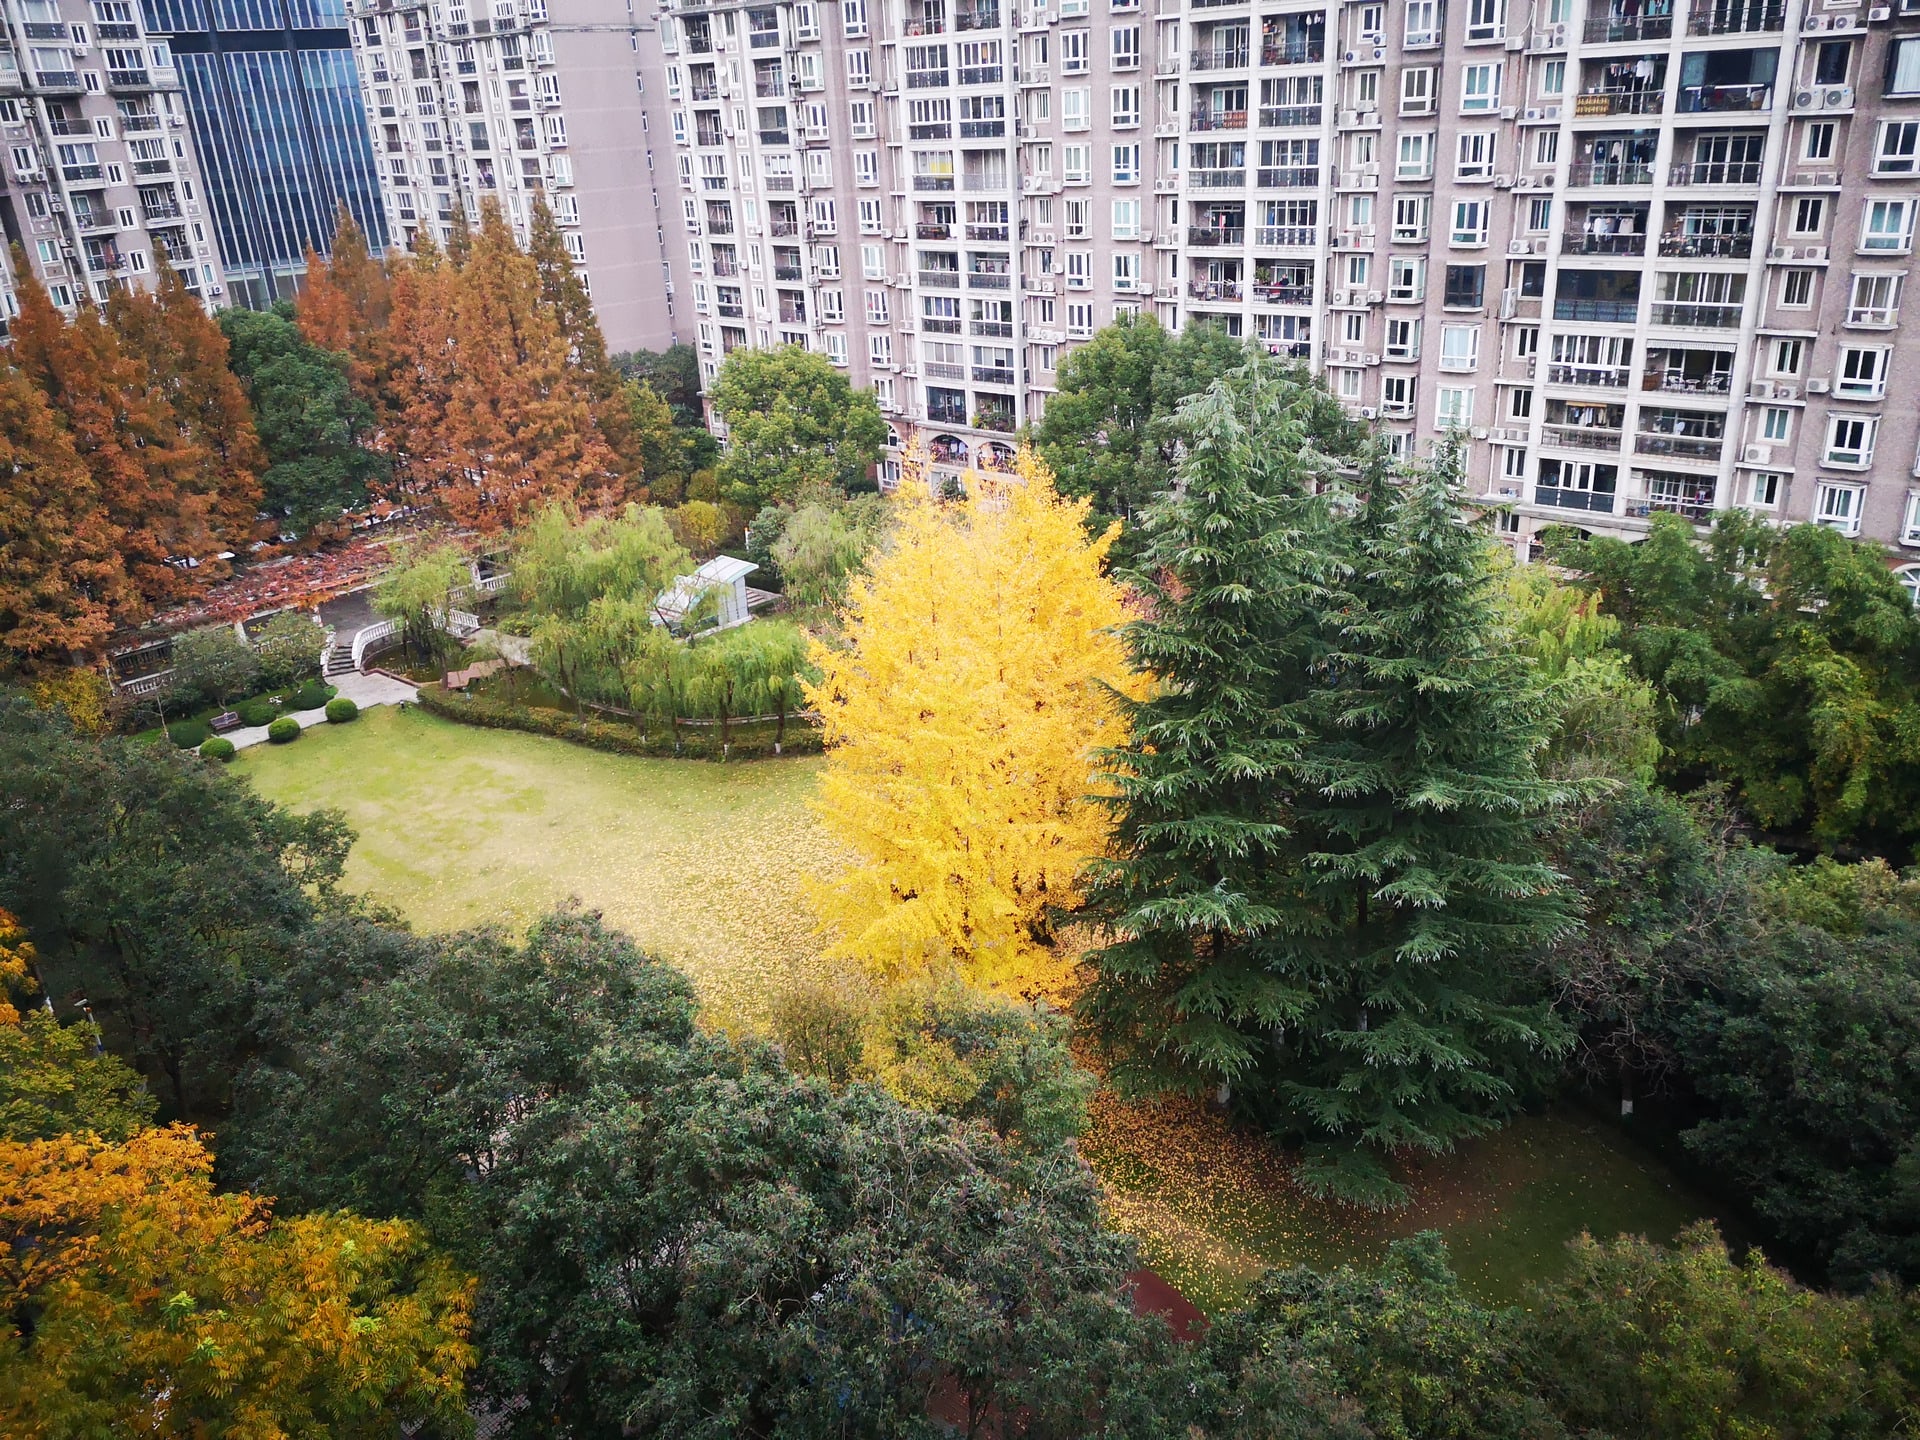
[241,706,1723,1303]
[237,703,853,1027]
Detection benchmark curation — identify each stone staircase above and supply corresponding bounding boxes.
[322,634,358,677]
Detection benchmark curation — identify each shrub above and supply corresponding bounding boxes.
[237,699,279,728]
[250,611,328,689]
[325,697,359,724]
[166,718,211,750]
[198,736,236,762]
[167,627,261,709]
[266,717,300,744]
[289,681,334,712]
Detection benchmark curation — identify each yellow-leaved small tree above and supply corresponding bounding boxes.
[806,449,1140,993]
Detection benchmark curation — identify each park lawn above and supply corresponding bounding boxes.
[237,703,855,1028]
[242,704,1722,1303]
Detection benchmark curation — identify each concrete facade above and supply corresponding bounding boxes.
[342,0,687,354]
[657,0,1920,572]
[0,0,226,316]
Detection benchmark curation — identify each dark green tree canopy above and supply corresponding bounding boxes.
[709,344,888,508]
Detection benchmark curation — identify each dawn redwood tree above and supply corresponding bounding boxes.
[10,265,208,612]
[378,233,461,508]
[0,361,128,664]
[297,204,392,395]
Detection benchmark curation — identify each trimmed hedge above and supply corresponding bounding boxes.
[167,718,211,750]
[414,682,822,762]
[199,736,236,762]
[237,699,279,727]
[325,697,359,723]
[266,717,301,744]
[290,680,335,711]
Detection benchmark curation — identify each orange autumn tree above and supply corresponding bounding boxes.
[298,204,392,394]
[0,1125,476,1438]
[437,202,615,530]
[806,449,1143,994]
[109,256,264,551]
[9,264,208,613]
[0,361,128,664]
[378,232,461,509]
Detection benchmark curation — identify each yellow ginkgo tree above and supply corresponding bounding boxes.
[806,449,1142,994]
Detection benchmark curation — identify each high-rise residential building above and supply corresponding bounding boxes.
[0,0,225,315]
[342,0,687,353]
[138,0,389,309]
[656,0,1920,569]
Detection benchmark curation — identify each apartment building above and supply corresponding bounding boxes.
[0,0,225,317]
[658,0,1920,566]
[139,0,389,309]
[344,0,686,353]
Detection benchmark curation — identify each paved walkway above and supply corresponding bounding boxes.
[224,668,419,751]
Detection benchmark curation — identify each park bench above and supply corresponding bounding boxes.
[210,711,242,734]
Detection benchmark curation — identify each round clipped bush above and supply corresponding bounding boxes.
[237,699,278,727]
[167,718,211,750]
[198,736,236,762]
[266,717,301,744]
[290,681,334,711]
[325,696,360,724]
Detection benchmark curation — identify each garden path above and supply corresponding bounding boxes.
[223,670,419,751]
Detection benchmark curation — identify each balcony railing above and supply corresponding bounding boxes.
[966,270,1011,288]
[1189,48,1251,70]
[1190,168,1247,187]
[1643,369,1732,393]
[916,222,952,239]
[1543,424,1625,451]
[959,120,1005,137]
[754,78,784,97]
[1191,108,1248,129]
[913,175,955,190]
[1650,301,1742,328]
[747,28,781,47]
[1535,485,1618,513]
[966,223,1009,241]
[957,65,1003,83]
[1640,484,1717,520]
[1686,1,1783,32]
[906,69,950,88]
[1670,161,1762,186]
[107,69,152,87]
[1573,89,1663,116]
[1188,225,1246,245]
[1190,280,1245,300]
[1657,231,1752,257]
[717,302,745,318]
[954,4,1002,28]
[1583,11,1672,41]
[1548,364,1631,388]
[1257,165,1319,188]
[1635,432,1724,460]
[971,320,1013,337]
[1258,104,1322,126]
[1553,298,1640,322]
[973,366,1015,384]
[1253,282,1313,304]
[919,269,961,287]
[689,85,720,100]
[768,219,800,235]
[1260,39,1322,64]
[1564,229,1647,255]
[773,264,803,280]
[1568,160,1654,186]
[1678,83,1771,112]
[711,261,740,277]
[34,71,83,89]
[1254,225,1315,246]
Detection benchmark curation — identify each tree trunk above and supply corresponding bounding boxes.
[775,699,786,755]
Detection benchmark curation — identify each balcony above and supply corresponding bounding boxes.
[1252,282,1313,304]
[958,120,1005,138]
[689,85,720,101]
[1190,280,1245,301]
[758,129,790,145]
[1547,364,1631,388]
[1568,160,1654,186]
[1573,90,1664,116]
[921,316,961,334]
[1257,166,1319,188]
[1669,161,1762,186]
[1260,39,1322,64]
[957,65,1002,84]
[966,270,1011,289]
[971,320,1013,337]
[916,222,952,239]
[1535,485,1618,513]
[1258,104,1322,127]
[1657,231,1752,258]
[34,71,83,90]
[1189,48,1251,71]
[747,28,781,48]
[1642,369,1731,393]
[717,302,745,318]
[21,21,68,37]
[906,69,950,88]
[1678,83,1771,113]
[1583,11,1673,41]
[768,219,800,235]
[1686,1,1783,33]
[913,174,956,191]
[774,264,803,280]
[972,366,1015,384]
[754,78,785,98]
[1191,108,1247,130]
[1638,475,1717,520]
[1649,301,1741,328]
[120,112,162,132]
[954,4,1001,29]
[97,21,141,38]
[1634,432,1723,461]
[1188,225,1245,245]
[965,223,1008,241]
[972,410,1016,433]
[1190,168,1247,188]
[1554,298,1640,322]
[141,204,183,223]
[1543,424,1625,452]
[919,269,961,287]
[107,69,153,88]
[1564,229,1647,255]
[1254,225,1316,246]
[711,260,740,278]
[924,361,965,380]
[61,163,104,183]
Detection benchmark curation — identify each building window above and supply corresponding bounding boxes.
[1847,272,1902,326]
[1400,66,1436,114]
[1061,29,1089,73]
[1455,132,1494,181]
[1392,194,1431,241]
[1112,143,1140,182]
[1903,500,1920,548]
[1836,345,1888,399]
[1748,471,1781,508]
[822,330,848,366]
[1887,36,1920,97]
[1110,85,1139,126]
[1875,120,1920,176]
[1450,199,1489,246]
[1443,264,1485,308]
[1435,386,1473,428]
[1438,324,1479,371]
[1111,197,1140,239]
[1381,373,1415,414]
[1396,131,1434,180]
[1384,317,1421,360]
[1823,415,1876,468]
[1815,481,1863,534]
[1779,269,1814,308]
[1527,195,1552,233]
[1110,25,1139,68]
[1790,196,1826,235]
[1387,255,1425,300]
[1770,338,1803,375]
[1861,198,1914,253]
[1112,251,1139,290]
[1803,121,1836,161]
[1460,62,1501,113]
[1760,407,1790,441]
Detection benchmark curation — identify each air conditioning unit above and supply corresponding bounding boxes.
[1803,9,1824,25]
[1508,239,1531,255]
[1515,174,1536,189]
[1331,287,1350,304]
[1471,426,1490,438]
[1806,377,1831,393]
[1494,173,1515,187]
[1499,106,1517,120]
[1360,406,1379,419]
[1775,383,1798,401]
[1769,243,1793,259]
[208,284,223,295]
[1869,5,1892,18]
[1751,380,1776,399]
[1362,352,1380,365]
[1743,445,1773,464]
[1829,11,1855,27]
[1373,45,1386,58]
[1367,289,1384,303]
[1805,244,1828,260]
[1360,161,1380,177]
[1532,237,1549,254]
[1361,29,1384,43]
[1523,106,1544,121]
[1343,48,1359,62]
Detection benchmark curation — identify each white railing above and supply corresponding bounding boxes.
[351,619,402,671]
[471,572,511,595]
[446,609,483,636]
[117,667,174,696]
